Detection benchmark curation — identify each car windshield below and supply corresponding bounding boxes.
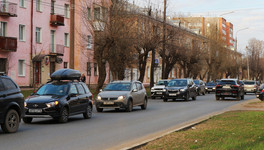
[157,80,168,86]
[219,80,236,85]
[194,80,199,85]
[244,81,255,85]
[36,83,69,96]
[104,83,131,91]
[168,80,187,87]
[206,82,217,86]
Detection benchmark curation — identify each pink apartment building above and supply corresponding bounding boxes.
[0,0,110,87]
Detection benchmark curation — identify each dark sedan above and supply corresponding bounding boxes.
[205,82,217,93]
[163,79,197,102]
[256,84,264,101]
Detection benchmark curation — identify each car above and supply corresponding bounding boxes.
[205,82,217,93]
[243,80,258,94]
[215,79,244,100]
[23,69,93,123]
[0,74,24,133]
[163,78,197,102]
[194,80,206,95]
[150,79,170,99]
[95,81,147,112]
[256,84,264,101]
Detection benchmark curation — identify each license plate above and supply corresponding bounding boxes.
[208,89,212,91]
[104,101,114,105]
[156,92,162,95]
[169,94,177,96]
[29,109,42,113]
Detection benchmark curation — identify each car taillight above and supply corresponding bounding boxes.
[262,89,264,92]
[216,85,221,87]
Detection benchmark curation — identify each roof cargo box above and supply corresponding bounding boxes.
[51,69,81,80]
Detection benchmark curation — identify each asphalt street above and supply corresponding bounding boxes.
[0,94,257,150]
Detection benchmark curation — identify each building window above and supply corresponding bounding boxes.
[94,7,100,20]
[87,35,92,49]
[50,30,56,53]
[19,25,26,41]
[64,62,68,68]
[64,33,69,47]
[64,4,69,18]
[94,63,97,76]
[87,7,91,20]
[87,62,91,76]
[18,60,25,76]
[19,0,26,8]
[36,0,42,12]
[36,27,42,43]
[0,22,7,37]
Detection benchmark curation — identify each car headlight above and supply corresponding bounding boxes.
[46,101,59,108]
[180,89,186,92]
[151,88,154,90]
[213,87,216,90]
[163,89,166,92]
[205,87,208,89]
[118,96,125,101]
[24,102,27,107]
[97,95,102,100]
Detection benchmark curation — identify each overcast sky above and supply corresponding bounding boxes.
[130,0,264,54]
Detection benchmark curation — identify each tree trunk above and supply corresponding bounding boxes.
[138,53,148,82]
[96,61,107,94]
[150,49,155,88]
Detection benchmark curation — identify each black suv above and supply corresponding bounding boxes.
[23,69,93,123]
[0,74,24,133]
[163,79,197,102]
[215,79,244,100]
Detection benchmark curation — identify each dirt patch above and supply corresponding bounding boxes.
[242,101,264,108]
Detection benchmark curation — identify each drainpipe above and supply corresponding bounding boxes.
[69,0,75,69]
[30,0,34,87]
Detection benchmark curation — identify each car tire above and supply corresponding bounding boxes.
[1,109,20,133]
[141,98,147,110]
[185,93,189,101]
[58,107,69,123]
[216,96,220,100]
[202,91,205,95]
[192,95,196,100]
[126,100,133,112]
[83,105,92,119]
[163,98,168,102]
[23,117,33,124]
[96,106,103,112]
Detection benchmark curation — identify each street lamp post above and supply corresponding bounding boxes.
[246,46,250,79]
[235,27,249,51]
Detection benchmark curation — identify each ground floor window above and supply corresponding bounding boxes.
[18,60,25,76]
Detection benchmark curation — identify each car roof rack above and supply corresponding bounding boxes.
[50,69,81,82]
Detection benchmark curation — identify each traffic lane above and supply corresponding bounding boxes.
[0,94,257,150]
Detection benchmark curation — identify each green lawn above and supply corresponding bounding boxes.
[21,90,34,98]
[139,111,264,150]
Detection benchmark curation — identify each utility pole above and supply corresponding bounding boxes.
[246,46,250,79]
[161,0,167,79]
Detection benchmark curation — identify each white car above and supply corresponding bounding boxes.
[151,80,170,99]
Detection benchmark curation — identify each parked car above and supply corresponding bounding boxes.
[215,79,244,100]
[243,80,258,94]
[151,79,170,99]
[23,69,93,123]
[0,74,24,133]
[95,81,147,112]
[256,84,264,101]
[194,80,206,95]
[205,82,217,93]
[163,78,197,102]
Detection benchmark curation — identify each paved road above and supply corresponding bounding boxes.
[0,94,257,150]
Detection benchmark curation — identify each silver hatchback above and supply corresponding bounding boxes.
[95,81,148,112]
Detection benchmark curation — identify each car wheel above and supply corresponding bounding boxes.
[96,106,103,112]
[241,94,244,100]
[202,91,205,95]
[244,92,246,95]
[208,92,210,94]
[23,117,33,124]
[141,98,147,110]
[192,95,196,100]
[163,98,168,102]
[83,105,92,119]
[126,100,133,112]
[185,93,189,101]
[1,109,20,133]
[216,96,220,100]
[58,107,69,123]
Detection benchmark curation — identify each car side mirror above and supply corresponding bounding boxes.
[99,89,102,92]
[132,89,138,92]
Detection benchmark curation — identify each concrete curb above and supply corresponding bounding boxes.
[110,98,260,150]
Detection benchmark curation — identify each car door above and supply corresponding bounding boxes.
[76,83,88,112]
[68,84,79,114]
[131,82,140,105]
[136,82,145,105]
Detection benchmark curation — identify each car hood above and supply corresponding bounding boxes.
[167,86,187,90]
[99,91,130,97]
[26,95,63,103]
[206,85,216,88]
[153,85,165,88]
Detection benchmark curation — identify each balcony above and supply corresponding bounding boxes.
[0,1,17,17]
[0,36,17,52]
[50,14,64,26]
[49,44,64,56]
